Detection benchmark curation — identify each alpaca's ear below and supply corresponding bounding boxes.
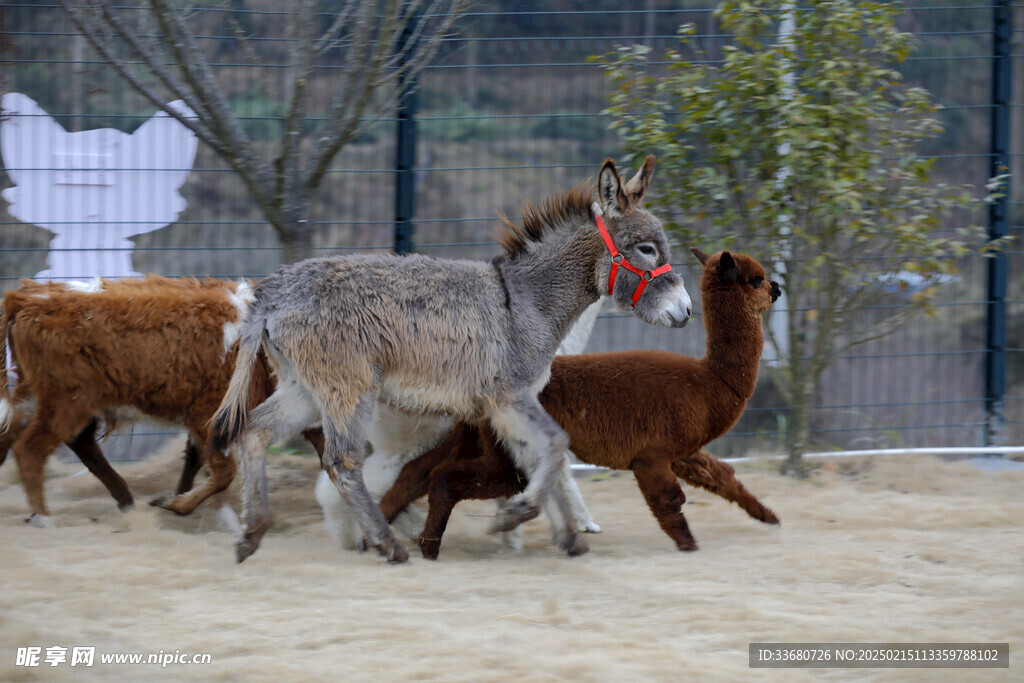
[719,252,741,283]
[690,247,711,265]
[598,159,631,218]
[623,154,655,203]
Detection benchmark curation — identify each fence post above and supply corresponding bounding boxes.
[984,0,1012,445]
[393,9,420,255]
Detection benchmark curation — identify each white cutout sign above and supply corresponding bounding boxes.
[1,93,197,281]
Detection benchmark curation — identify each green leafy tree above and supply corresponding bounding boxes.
[596,0,1000,474]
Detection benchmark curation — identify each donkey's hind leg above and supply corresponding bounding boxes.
[233,387,321,562]
[672,450,779,525]
[321,392,408,564]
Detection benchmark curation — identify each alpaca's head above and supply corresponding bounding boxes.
[690,248,780,314]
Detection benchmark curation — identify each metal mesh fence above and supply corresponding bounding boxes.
[0,1,1020,460]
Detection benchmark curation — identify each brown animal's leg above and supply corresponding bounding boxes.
[672,450,779,525]
[151,433,236,516]
[12,417,67,523]
[174,436,204,495]
[631,458,698,551]
[301,428,325,463]
[66,419,133,511]
[377,435,453,523]
[417,432,526,559]
[0,402,33,470]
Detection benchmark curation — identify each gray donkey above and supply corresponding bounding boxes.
[212,156,692,563]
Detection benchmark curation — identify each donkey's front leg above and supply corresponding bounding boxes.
[489,396,584,556]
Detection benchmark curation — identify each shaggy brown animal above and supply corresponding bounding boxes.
[0,276,323,525]
[378,248,781,557]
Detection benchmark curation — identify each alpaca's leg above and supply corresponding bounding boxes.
[315,469,360,549]
[672,450,779,525]
[632,458,698,551]
[320,391,408,564]
[560,452,601,533]
[377,441,448,522]
[66,419,133,511]
[174,436,204,496]
[419,441,525,559]
[418,467,460,560]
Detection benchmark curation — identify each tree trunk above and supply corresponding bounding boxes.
[781,364,814,477]
[274,197,317,265]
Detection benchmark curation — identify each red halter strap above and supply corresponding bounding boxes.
[593,210,673,308]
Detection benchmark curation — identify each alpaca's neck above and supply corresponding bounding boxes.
[702,295,764,400]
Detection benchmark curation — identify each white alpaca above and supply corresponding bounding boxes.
[316,298,606,552]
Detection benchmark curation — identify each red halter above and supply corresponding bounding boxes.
[593,207,673,308]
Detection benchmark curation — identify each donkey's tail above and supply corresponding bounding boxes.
[211,316,265,450]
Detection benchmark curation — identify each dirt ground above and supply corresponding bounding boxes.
[1,439,1021,682]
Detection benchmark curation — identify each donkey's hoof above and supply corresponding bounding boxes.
[381,542,409,564]
[489,497,541,533]
[25,513,56,529]
[235,535,262,563]
[563,532,589,557]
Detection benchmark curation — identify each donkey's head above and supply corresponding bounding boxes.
[594,156,691,328]
[690,248,781,314]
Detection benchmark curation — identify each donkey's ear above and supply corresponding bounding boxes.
[623,154,656,203]
[690,247,710,265]
[719,251,741,283]
[598,159,631,218]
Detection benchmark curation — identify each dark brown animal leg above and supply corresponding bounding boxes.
[631,458,698,551]
[672,450,779,525]
[301,428,326,463]
[377,441,450,523]
[174,436,204,495]
[66,419,133,511]
[419,442,525,560]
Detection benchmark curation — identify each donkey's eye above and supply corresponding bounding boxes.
[749,277,764,289]
[637,244,657,257]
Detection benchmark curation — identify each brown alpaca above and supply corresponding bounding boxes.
[0,276,324,526]
[378,248,781,557]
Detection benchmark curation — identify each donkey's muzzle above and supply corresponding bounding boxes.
[770,281,782,303]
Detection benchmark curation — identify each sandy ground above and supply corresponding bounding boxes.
[1,439,1021,682]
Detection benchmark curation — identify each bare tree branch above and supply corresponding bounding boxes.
[276,0,318,205]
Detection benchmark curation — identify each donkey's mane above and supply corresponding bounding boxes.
[496,181,594,257]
